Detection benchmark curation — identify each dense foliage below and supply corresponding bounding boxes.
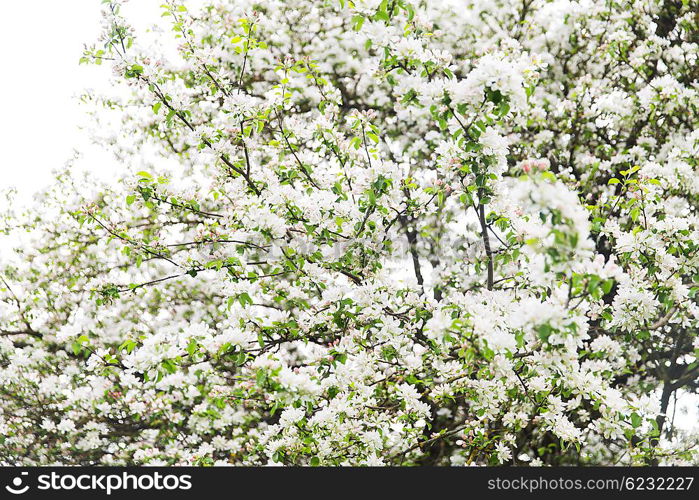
[1,0,698,465]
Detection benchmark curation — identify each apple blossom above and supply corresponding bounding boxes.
[0,0,697,466]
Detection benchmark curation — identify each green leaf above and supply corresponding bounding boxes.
[72,342,82,356]
[186,339,198,357]
[630,412,642,428]
[351,14,365,31]
[238,292,253,307]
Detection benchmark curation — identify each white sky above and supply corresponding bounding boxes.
[0,0,163,202]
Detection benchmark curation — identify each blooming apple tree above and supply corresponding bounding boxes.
[1,0,697,466]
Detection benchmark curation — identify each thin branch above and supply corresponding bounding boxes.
[476,197,494,291]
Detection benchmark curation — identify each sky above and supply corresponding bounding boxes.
[0,0,162,203]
